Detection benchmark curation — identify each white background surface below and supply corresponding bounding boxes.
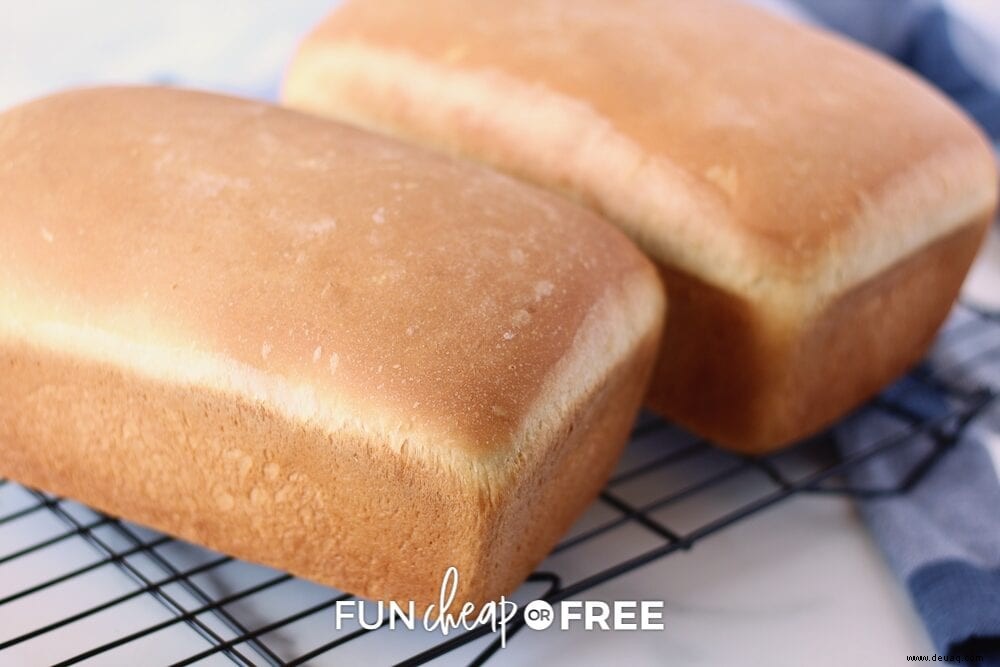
[0,2,996,665]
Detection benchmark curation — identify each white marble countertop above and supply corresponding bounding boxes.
[492,496,934,667]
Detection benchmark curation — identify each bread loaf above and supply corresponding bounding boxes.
[0,87,665,607]
[283,0,999,451]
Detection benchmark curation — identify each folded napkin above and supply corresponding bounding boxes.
[838,371,1000,664]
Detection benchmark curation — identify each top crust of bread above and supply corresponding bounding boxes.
[0,87,664,486]
[284,0,998,317]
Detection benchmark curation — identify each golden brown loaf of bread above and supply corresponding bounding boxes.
[0,87,665,606]
[283,0,999,452]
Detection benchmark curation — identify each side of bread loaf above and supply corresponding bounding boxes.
[0,87,665,605]
[282,0,998,451]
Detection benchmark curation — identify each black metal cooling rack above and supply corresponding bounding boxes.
[1,301,998,666]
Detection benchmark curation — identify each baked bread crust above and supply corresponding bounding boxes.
[283,0,999,449]
[0,87,664,605]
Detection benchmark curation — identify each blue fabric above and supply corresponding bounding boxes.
[894,7,1000,142]
[765,0,1000,659]
[837,395,1000,662]
[910,562,1000,666]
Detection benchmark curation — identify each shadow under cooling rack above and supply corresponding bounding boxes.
[0,302,998,666]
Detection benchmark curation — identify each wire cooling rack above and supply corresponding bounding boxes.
[1,301,998,666]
